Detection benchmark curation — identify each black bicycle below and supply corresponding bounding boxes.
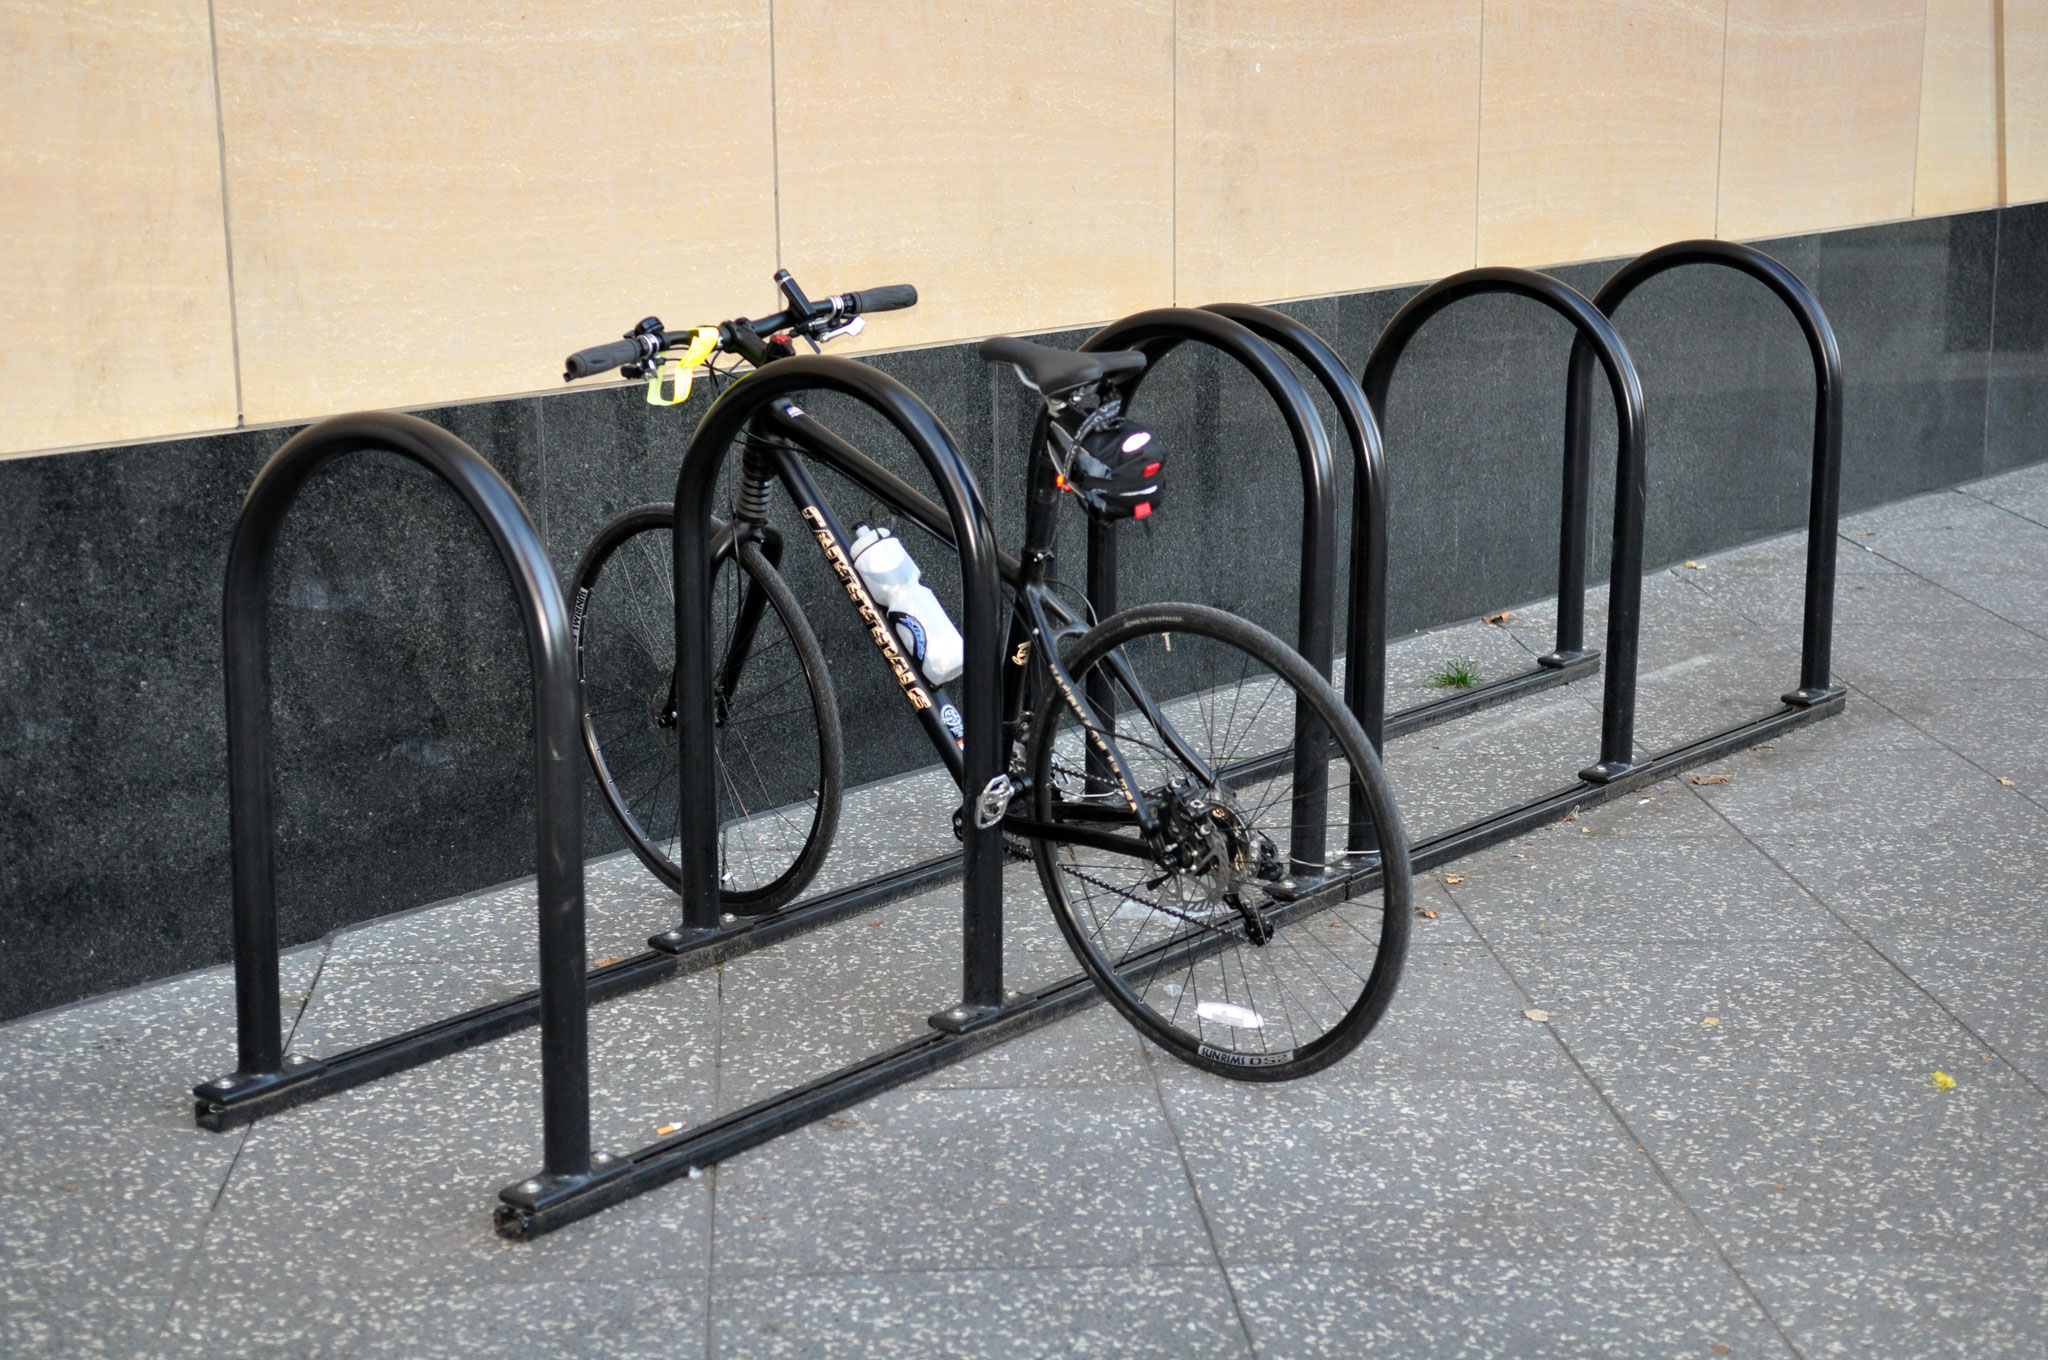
[564,273,1412,1078]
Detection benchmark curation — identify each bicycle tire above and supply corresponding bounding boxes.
[1026,602,1411,1079]
[572,503,844,914]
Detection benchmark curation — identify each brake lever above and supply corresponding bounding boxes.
[815,314,866,346]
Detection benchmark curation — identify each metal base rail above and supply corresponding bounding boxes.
[1410,692,1843,872]
[196,852,963,1130]
[494,687,1841,1239]
[1382,649,1601,741]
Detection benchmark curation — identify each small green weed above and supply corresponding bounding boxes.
[1429,658,1480,690]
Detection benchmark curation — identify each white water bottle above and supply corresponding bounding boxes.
[849,525,966,686]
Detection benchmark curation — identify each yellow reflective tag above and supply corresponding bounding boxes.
[644,327,721,406]
[680,326,719,368]
[646,360,693,406]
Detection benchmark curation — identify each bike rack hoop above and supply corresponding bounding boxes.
[1075,307,1339,676]
[1073,306,1344,870]
[660,354,1006,948]
[196,411,592,1183]
[1578,238,1845,708]
[491,356,1010,1238]
[1361,267,1649,783]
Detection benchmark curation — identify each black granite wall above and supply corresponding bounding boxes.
[3,205,2043,1020]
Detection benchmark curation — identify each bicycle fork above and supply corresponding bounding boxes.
[660,441,785,730]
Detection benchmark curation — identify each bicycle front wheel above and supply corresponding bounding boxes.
[572,503,843,914]
[1027,602,1410,1080]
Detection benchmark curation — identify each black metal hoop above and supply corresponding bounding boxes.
[1576,239,1844,708]
[1362,267,1649,783]
[197,411,590,1184]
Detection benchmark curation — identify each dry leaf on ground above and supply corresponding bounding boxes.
[1690,773,1731,786]
[1443,874,1464,885]
[1683,560,1703,569]
[1483,610,1514,625]
[1999,777,2017,787]
[1523,1008,1551,1023]
[1701,1016,1720,1027]
[1416,907,1439,919]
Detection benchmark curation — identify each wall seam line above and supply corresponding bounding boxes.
[769,0,783,265]
[1170,0,1179,305]
[1994,0,2010,204]
[1983,207,2002,473]
[1471,0,1486,268]
[204,0,245,426]
[1910,0,1931,215]
[1715,0,1732,238]
[534,397,551,556]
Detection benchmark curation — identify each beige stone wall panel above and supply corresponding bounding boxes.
[214,1,776,425]
[1916,0,2001,214]
[1718,0,1927,240]
[2007,0,2048,203]
[1175,0,1481,304]
[1477,0,1725,269]
[0,0,238,456]
[773,0,1173,349]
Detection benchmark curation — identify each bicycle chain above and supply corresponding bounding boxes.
[1054,858,1242,941]
[1045,747,1290,954]
[1043,755,1247,938]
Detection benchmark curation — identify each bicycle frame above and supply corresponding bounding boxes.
[741,395,1343,883]
[740,400,1165,848]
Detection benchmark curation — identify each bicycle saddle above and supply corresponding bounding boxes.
[977,337,1146,396]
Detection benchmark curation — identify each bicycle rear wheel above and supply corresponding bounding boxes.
[572,503,843,914]
[1026,602,1410,1079]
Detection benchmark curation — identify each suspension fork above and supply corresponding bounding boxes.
[714,430,787,703]
[658,518,781,726]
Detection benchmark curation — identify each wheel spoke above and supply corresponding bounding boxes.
[1031,608,1407,1079]
[578,519,838,908]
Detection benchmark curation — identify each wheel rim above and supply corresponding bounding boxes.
[577,520,829,903]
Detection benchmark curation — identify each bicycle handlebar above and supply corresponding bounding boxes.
[562,277,919,382]
[563,337,652,381]
[847,284,917,314]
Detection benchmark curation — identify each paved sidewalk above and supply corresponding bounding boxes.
[7,467,2048,1358]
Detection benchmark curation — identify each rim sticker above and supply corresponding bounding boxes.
[1198,1044,1294,1067]
[1195,1000,1264,1030]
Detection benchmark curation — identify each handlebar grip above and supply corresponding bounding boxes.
[563,338,646,381]
[848,284,917,315]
